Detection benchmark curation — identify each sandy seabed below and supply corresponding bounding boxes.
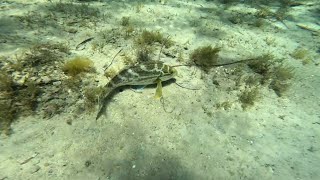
[0,0,319,179]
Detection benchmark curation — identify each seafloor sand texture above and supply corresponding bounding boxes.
[0,0,319,179]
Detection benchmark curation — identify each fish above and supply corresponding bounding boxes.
[96,60,177,120]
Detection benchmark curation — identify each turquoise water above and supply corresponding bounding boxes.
[0,0,319,179]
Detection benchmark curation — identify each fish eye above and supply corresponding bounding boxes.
[170,67,177,74]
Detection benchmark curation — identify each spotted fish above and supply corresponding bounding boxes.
[96,60,177,120]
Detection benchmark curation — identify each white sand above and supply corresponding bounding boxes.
[0,0,319,179]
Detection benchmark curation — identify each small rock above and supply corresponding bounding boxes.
[36,78,42,84]
[30,77,37,82]
[44,162,50,167]
[66,28,78,34]
[29,165,41,174]
[162,49,176,58]
[85,160,92,167]
[160,0,166,5]
[66,118,72,125]
[25,72,30,79]
[53,81,62,86]
[42,76,51,84]
[16,76,26,86]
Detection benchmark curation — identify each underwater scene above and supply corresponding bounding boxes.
[0,0,319,179]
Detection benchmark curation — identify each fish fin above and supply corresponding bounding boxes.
[96,86,114,120]
[154,79,163,99]
[96,96,107,120]
[131,85,147,93]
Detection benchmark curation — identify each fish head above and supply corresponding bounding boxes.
[158,63,177,81]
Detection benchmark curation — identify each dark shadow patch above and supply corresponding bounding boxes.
[78,119,196,180]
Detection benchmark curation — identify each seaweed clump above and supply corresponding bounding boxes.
[0,72,15,135]
[269,65,294,96]
[190,45,221,71]
[247,55,294,96]
[0,72,14,92]
[247,54,274,83]
[0,43,83,135]
[120,17,134,38]
[135,30,174,48]
[0,101,15,135]
[83,87,104,112]
[290,48,313,65]
[0,73,41,135]
[134,30,173,63]
[238,87,260,109]
[62,57,95,77]
[0,43,69,134]
[121,16,130,26]
[11,43,69,69]
[50,2,100,20]
[104,67,119,79]
[136,48,151,63]
[18,82,41,113]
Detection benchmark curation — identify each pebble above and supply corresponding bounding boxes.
[53,81,62,86]
[42,76,51,84]
[36,78,42,84]
[66,28,78,34]
[29,165,40,174]
[30,77,37,82]
[16,76,26,86]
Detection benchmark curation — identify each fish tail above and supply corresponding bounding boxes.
[96,87,114,120]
